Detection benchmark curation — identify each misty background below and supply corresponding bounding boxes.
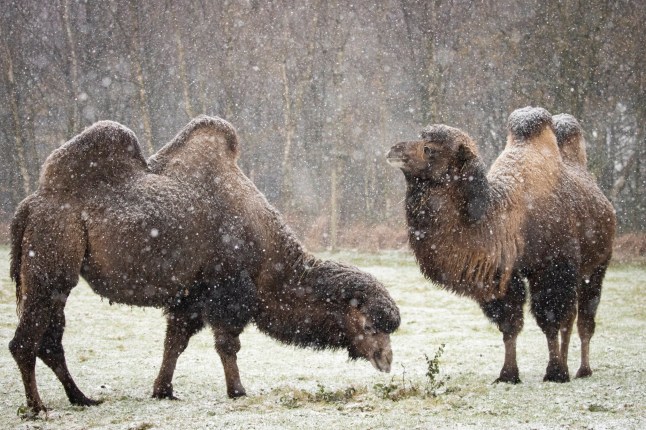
[1,0,644,249]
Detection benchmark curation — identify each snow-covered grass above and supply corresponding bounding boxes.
[0,247,644,429]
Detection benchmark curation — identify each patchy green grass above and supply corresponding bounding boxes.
[0,246,644,429]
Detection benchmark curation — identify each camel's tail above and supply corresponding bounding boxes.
[10,197,31,316]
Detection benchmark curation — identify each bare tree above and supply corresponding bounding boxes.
[0,20,31,198]
[59,0,81,134]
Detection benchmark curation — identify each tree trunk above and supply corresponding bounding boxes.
[60,0,81,134]
[128,1,154,155]
[329,157,339,251]
[280,63,294,210]
[328,44,348,251]
[173,13,194,119]
[0,23,31,198]
[610,151,638,203]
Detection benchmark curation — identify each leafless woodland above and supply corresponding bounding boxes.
[1,0,644,245]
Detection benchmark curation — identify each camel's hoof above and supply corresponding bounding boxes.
[152,390,180,401]
[152,382,180,400]
[228,389,247,399]
[71,397,103,407]
[18,403,47,420]
[575,366,593,379]
[493,367,521,384]
[493,375,521,384]
[153,393,180,401]
[543,359,570,383]
[544,367,570,383]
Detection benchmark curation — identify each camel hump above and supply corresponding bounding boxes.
[507,106,553,141]
[148,115,239,174]
[553,113,588,167]
[39,121,147,195]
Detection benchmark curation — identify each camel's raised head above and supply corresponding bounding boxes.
[387,124,479,184]
[149,115,240,174]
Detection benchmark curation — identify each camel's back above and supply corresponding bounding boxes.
[39,121,148,196]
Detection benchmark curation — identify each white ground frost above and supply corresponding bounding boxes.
[0,248,643,429]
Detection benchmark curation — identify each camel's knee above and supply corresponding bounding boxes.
[9,331,38,367]
[480,280,525,336]
[215,334,241,357]
[8,337,21,360]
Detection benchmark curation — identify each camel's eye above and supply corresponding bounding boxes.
[424,146,434,158]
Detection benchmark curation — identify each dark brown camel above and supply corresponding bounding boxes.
[9,116,400,413]
[387,107,615,383]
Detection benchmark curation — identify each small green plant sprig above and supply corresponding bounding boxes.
[423,343,447,396]
[374,343,447,401]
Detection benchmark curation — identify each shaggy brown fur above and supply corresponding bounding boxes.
[387,107,615,384]
[9,116,400,413]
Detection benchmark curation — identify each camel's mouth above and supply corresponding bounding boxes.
[369,349,392,373]
[386,156,407,169]
[386,144,411,169]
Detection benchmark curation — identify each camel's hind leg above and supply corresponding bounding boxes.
[9,210,86,413]
[38,298,100,406]
[9,299,51,413]
[559,306,577,370]
[529,259,578,383]
[9,279,91,413]
[576,264,607,378]
[152,310,205,399]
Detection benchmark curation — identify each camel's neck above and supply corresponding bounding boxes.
[405,158,491,231]
[243,203,350,349]
[252,252,352,350]
[403,162,515,301]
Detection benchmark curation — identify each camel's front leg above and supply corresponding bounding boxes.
[213,327,246,398]
[480,272,526,384]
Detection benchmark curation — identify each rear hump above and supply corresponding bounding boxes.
[553,113,587,167]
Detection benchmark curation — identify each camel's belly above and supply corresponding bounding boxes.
[80,262,191,307]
